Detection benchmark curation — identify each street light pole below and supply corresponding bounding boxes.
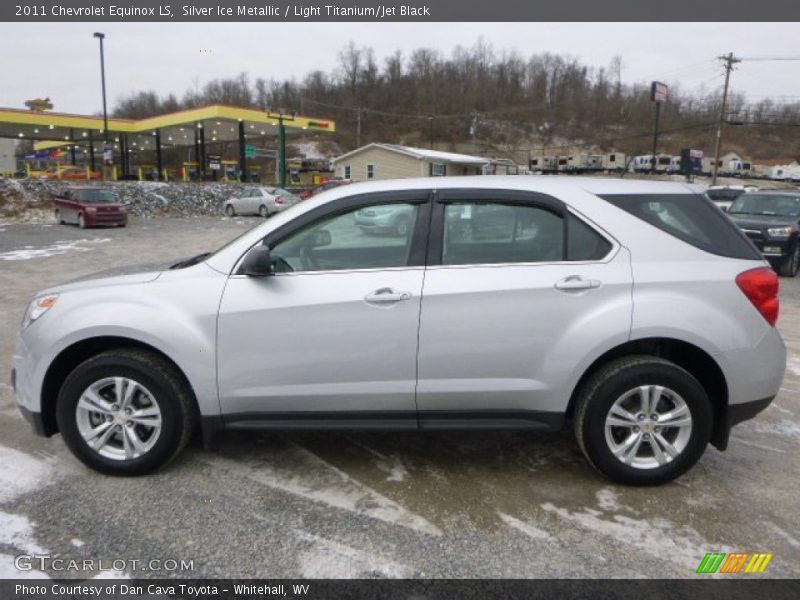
[93,32,108,143]
[93,32,110,180]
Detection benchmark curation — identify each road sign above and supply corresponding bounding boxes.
[245,145,256,158]
[651,81,668,104]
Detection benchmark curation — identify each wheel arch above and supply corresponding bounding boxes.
[566,337,730,450]
[40,336,200,437]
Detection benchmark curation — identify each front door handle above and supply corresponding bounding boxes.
[554,275,602,291]
[365,287,412,305]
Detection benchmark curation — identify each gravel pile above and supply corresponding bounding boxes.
[0,177,251,220]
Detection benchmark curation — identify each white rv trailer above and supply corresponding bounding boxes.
[528,155,558,173]
[603,152,627,173]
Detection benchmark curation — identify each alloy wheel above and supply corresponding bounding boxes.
[604,385,693,470]
[75,377,162,461]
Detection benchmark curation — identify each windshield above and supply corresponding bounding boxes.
[729,193,800,217]
[79,190,116,203]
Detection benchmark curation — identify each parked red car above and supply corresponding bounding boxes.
[54,187,127,228]
[298,178,352,200]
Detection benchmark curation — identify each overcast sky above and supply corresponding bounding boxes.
[1,22,799,115]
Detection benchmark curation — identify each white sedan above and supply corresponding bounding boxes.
[224,187,300,217]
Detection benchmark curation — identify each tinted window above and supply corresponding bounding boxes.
[729,193,800,217]
[270,203,418,273]
[78,190,115,203]
[568,213,612,260]
[600,193,761,260]
[442,202,564,265]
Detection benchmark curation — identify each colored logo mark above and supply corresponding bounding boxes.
[696,552,773,574]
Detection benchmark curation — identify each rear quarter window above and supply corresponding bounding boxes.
[599,193,761,260]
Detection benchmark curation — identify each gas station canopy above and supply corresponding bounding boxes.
[0,104,335,147]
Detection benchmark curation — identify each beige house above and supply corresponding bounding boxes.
[332,143,517,182]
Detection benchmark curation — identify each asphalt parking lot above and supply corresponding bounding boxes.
[0,216,798,579]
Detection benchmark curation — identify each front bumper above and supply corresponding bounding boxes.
[749,239,791,258]
[11,367,48,437]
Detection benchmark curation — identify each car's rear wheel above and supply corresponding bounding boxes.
[259,204,268,218]
[778,242,799,278]
[225,205,235,217]
[78,213,86,229]
[574,355,712,486]
[55,349,195,475]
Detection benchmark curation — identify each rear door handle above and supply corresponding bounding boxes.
[365,287,412,305]
[554,275,602,291]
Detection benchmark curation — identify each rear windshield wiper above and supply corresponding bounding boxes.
[170,252,211,269]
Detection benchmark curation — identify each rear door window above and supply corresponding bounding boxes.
[599,193,761,260]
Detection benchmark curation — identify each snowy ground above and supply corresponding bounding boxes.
[0,216,798,579]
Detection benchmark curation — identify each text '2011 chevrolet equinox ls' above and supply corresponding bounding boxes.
[13,177,786,485]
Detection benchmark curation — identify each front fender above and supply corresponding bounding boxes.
[23,265,227,416]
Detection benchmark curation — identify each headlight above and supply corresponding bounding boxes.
[22,294,59,329]
[767,226,793,238]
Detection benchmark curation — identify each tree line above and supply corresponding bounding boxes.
[113,40,800,161]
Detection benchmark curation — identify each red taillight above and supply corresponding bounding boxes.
[735,267,779,326]
[274,197,284,204]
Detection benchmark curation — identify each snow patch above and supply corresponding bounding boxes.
[0,512,47,555]
[294,530,410,578]
[0,446,56,503]
[750,418,800,439]
[497,512,552,540]
[205,444,440,536]
[542,502,730,571]
[0,238,111,261]
[596,489,623,512]
[787,356,800,377]
[70,538,85,548]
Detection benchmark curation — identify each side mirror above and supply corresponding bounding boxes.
[241,245,273,277]
[310,228,332,248]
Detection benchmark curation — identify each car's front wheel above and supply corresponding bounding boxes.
[55,349,195,475]
[574,355,712,486]
[777,242,799,278]
[78,213,86,229]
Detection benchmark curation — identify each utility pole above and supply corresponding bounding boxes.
[356,107,362,147]
[712,52,741,185]
[428,115,434,149]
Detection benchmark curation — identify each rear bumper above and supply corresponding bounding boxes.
[85,212,127,226]
[714,396,774,451]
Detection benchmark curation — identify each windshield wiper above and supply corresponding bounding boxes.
[170,252,211,269]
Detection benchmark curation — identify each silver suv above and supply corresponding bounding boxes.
[12,177,786,485]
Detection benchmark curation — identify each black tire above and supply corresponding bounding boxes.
[574,355,712,486]
[78,213,86,229]
[55,349,195,475]
[777,242,799,278]
[55,210,65,225]
[225,204,235,217]
[259,204,268,218]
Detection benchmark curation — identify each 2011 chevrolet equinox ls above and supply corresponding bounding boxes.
[12,177,786,485]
